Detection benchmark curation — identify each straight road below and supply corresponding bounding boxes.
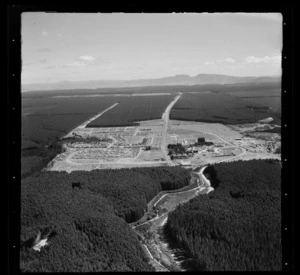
[161,93,182,162]
[64,102,119,137]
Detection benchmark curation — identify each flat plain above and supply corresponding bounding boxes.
[22,83,281,175]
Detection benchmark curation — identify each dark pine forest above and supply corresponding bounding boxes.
[20,167,190,272]
[166,159,281,271]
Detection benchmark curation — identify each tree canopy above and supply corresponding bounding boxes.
[166,159,281,271]
[21,166,191,272]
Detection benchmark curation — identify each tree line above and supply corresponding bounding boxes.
[21,166,191,272]
[165,159,281,271]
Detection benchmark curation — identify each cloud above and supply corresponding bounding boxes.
[204,61,214,65]
[78,55,95,61]
[37,48,52,52]
[41,31,48,37]
[245,55,281,64]
[57,34,63,37]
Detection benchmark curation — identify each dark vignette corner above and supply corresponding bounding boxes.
[281,6,294,272]
[7,4,21,274]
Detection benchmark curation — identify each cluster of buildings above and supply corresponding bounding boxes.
[168,137,214,160]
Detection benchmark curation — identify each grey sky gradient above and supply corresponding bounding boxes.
[22,13,282,84]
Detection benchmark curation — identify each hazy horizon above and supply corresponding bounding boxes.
[22,13,282,85]
[22,72,281,86]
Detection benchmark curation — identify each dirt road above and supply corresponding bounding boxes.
[132,146,252,271]
[132,166,211,271]
[161,93,182,162]
[64,102,119,137]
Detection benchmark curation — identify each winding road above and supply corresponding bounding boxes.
[131,166,212,271]
[132,141,248,271]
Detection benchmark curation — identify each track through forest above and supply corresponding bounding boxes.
[131,142,250,271]
[131,166,211,271]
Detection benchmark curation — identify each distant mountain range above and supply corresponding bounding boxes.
[22,74,281,92]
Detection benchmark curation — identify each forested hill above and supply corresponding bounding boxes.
[166,159,281,271]
[20,167,190,272]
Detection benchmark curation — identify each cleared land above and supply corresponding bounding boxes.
[167,120,280,167]
[47,117,280,173]
[22,85,281,173]
[47,105,176,172]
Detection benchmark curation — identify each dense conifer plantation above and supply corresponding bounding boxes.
[166,159,281,271]
[21,167,190,272]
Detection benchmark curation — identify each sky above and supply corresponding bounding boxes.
[21,13,282,84]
